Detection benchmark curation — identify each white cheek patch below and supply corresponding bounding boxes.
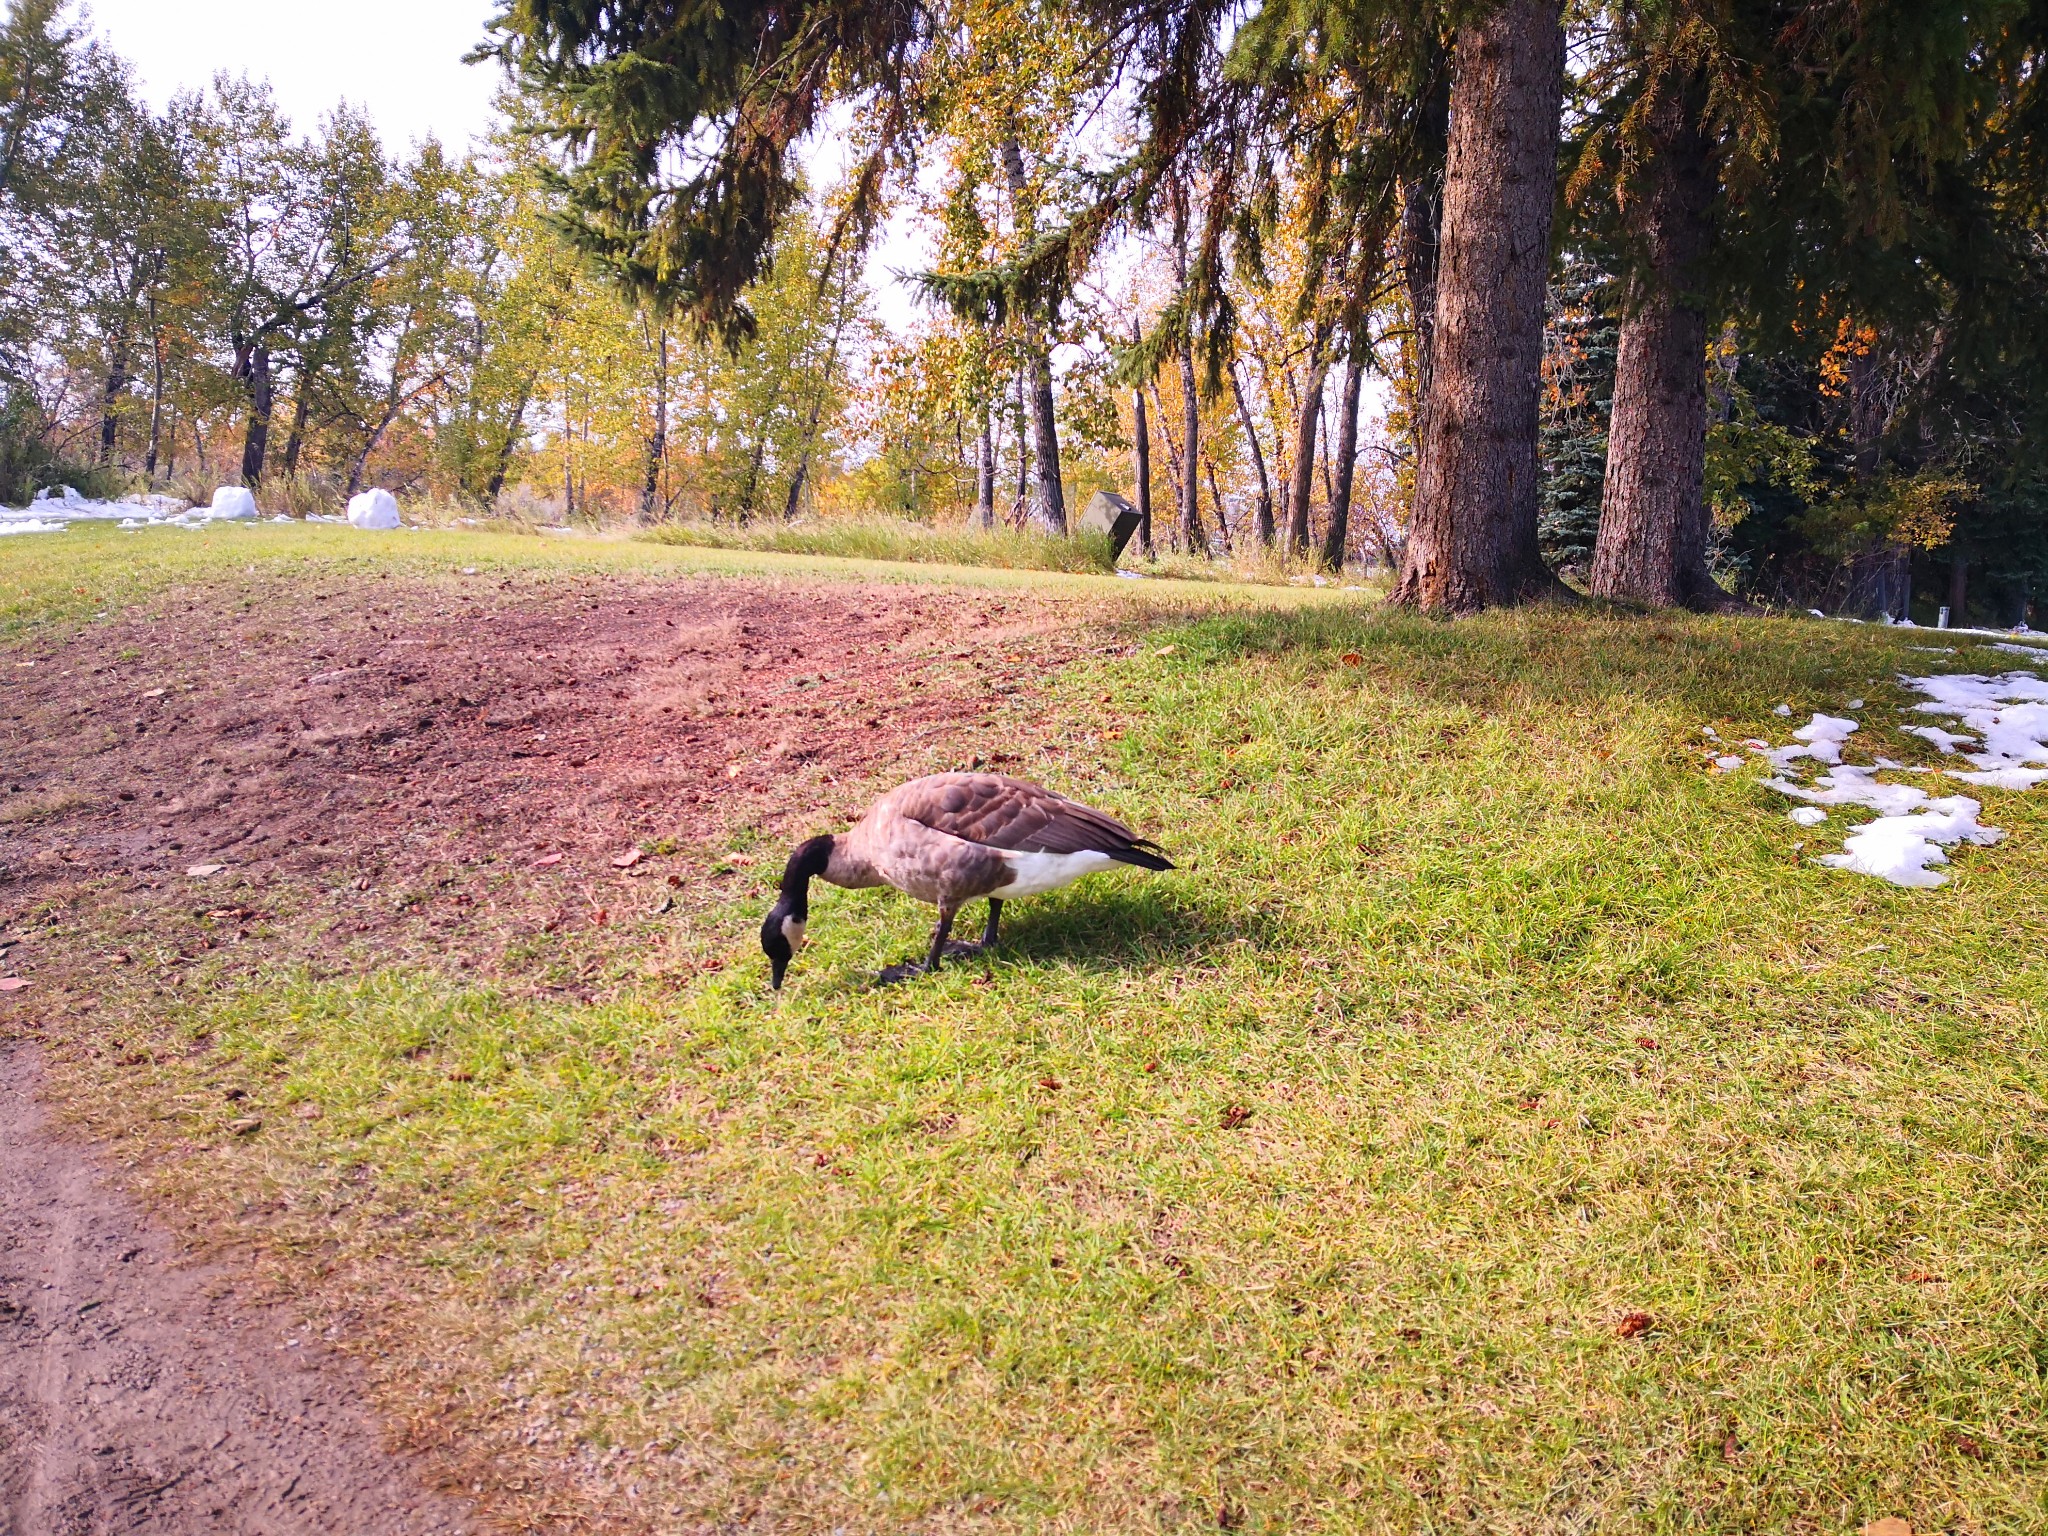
[781,916,807,953]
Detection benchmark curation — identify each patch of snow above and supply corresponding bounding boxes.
[1747,666,2048,888]
[209,486,258,521]
[1760,713,1858,769]
[2,485,195,531]
[1903,724,1975,753]
[1822,801,2002,888]
[346,488,401,530]
[1773,703,1793,717]
[1991,641,2048,658]
[1114,570,1149,579]
[1713,754,1745,771]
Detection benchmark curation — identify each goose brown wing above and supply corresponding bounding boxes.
[894,774,1173,868]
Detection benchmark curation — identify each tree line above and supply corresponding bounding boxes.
[4,0,2044,625]
[0,0,858,523]
[490,0,2048,622]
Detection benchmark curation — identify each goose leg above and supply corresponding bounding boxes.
[924,905,957,971]
[879,904,957,985]
[938,897,1001,962]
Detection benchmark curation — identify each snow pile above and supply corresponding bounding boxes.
[1762,713,1858,770]
[209,486,258,521]
[346,488,400,529]
[1909,670,2048,792]
[1753,666,2048,887]
[0,484,194,533]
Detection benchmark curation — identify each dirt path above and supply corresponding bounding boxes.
[0,1044,478,1536]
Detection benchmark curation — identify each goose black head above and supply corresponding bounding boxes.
[762,834,834,990]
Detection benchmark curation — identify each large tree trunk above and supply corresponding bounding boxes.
[1286,347,1328,556]
[281,378,312,477]
[239,341,272,485]
[99,337,129,466]
[1178,344,1205,551]
[1392,0,1568,613]
[485,380,533,502]
[1948,551,1967,623]
[1230,365,1275,548]
[1589,62,1725,609]
[1322,347,1366,571]
[144,296,165,478]
[1401,42,1452,457]
[1132,378,1152,555]
[1003,138,1067,534]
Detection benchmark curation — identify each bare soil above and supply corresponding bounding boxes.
[0,569,1098,1532]
[0,1042,478,1536]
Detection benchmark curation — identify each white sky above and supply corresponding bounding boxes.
[82,0,937,330]
[83,0,505,153]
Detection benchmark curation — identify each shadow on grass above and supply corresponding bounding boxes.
[945,880,1281,976]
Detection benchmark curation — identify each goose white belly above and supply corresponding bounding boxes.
[993,848,1118,897]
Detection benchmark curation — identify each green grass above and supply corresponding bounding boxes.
[639,514,1123,574]
[13,538,2048,1532]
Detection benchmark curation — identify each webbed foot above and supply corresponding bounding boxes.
[876,960,930,986]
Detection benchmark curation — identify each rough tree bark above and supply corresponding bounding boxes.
[238,341,273,485]
[1589,62,1728,609]
[99,335,128,466]
[1401,43,1452,456]
[1003,138,1066,534]
[1392,0,1568,613]
[1286,343,1329,557]
[1948,551,1967,623]
[1321,346,1366,571]
[1230,364,1275,548]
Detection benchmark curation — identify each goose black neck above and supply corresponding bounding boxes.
[778,835,835,918]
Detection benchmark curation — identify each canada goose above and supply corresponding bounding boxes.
[761,772,1173,988]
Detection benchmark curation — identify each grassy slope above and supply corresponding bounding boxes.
[7,524,2048,1534]
[0,520,1331,643]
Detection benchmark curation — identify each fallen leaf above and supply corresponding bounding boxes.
[1616,1311,1654,1339]
[227,1117,262,1136]
[1340,651,1363,666]
[184,863,226,878]
[1220,1103,1254,1131]
[141,687,165,698]
[1154,644,1179,657]
[666,873,684,888]
[1038,1076,1062,1091]
[295,1102,323,1120]
[1860,1520,1913,1536]
[1143,1059,1160,1074]
[535,852,564,867]
[1902,1269,1944,1284]
[0,977,27,992]
[611,848,643,869]
[726,763,742,778]
[1636,1036,1659,1050]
